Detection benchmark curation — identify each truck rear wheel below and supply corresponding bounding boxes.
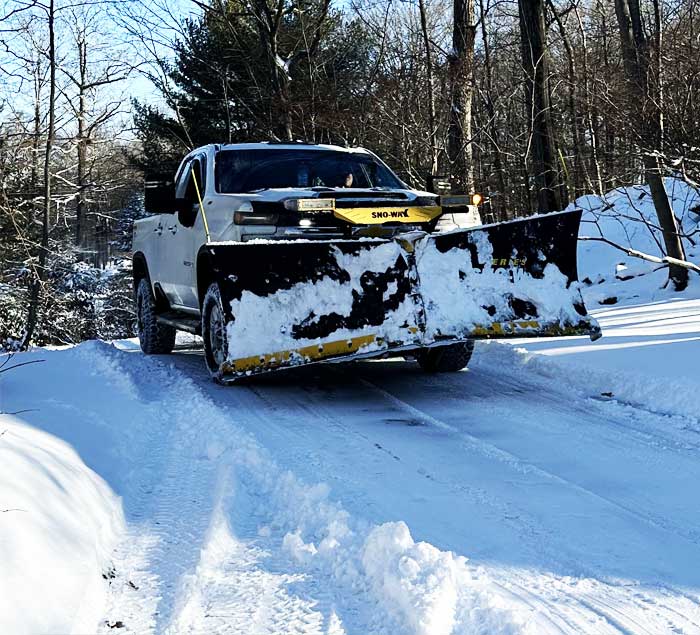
[416,340,474,373]
[136,278,176,355]
[202,283,229,377]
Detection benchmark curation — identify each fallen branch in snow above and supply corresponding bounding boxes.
[580,236,700,274]
[0,359,45,374]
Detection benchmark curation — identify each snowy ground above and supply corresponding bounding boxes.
[2,180,700,634]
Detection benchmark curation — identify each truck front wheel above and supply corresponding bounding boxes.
[416,340,474,373]
[136,278,176,355]
[202,283,229,377]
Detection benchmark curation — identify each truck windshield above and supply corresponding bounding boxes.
[215,148,403,193]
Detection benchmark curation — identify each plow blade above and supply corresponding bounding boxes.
[204,209,600,380]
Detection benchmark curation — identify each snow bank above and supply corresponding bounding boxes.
[507,179,700,396]
[479,338,700,423]
[572,178,700,304]
[0,414,124,635]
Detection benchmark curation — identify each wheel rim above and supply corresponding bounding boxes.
[209,303,227,367]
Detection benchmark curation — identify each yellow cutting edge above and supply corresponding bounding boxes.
[221,334,381,374]
[218,319,590,377]
[470,320,595,338]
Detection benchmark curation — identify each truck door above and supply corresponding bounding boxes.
[159,156,206,310]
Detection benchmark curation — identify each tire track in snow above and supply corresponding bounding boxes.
[162,473,334,635]
[353,357,700,549]
[93,346,228,634]
[122,344,700,634]
[207,362,695,634]
[410,362,700,556]
[96,346,385,634]
[493,571,700,635]
[355,374,700,549]
[235,368,557,570]
[349,372,700,635]
[574,597,649,635]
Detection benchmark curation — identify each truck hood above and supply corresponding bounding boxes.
[232,187,437,205]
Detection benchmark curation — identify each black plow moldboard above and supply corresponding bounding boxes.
[203,210,599,376]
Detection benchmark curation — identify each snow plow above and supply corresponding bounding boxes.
[133,142,600,382]
[199,209,599,380]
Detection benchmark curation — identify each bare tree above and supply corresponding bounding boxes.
[477,0,506,213]
[519,0,566,212]
[613,0,688,289]
[448,0,476,192]
[22,0,55,349]
[61,4,130,249]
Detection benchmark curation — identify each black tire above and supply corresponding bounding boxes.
[416,340,474,373]
[201,282,229,378]
[136,278,176,355]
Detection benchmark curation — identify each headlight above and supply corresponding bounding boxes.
[439,194,484,207]
[440,195,472,207]
[234,202,279,225]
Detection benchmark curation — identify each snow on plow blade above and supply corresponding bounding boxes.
[205,210,600,379]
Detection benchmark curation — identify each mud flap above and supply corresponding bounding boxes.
[204,210,599,379]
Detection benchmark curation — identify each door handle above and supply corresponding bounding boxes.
[154,225,163,236]
[168,225,177,234]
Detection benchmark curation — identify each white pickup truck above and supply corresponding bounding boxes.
[132,142,482,376]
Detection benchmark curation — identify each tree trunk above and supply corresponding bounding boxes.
[549,2,585,197]
[271,53,293,141]
[479,0,506,215]
[23,0,55,349]
[76,36,87,248]
[30,54,42,223]
[448,0,476,192]
[574,5,604,194]
[518,0,563,212]
[418,0,438,176]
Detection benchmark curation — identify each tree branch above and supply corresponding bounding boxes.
[579,236,700,273]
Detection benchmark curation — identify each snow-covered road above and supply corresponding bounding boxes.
[4,311,700,634]
[162,341,700,634]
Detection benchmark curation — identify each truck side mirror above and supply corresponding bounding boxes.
[144,175,176,214]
